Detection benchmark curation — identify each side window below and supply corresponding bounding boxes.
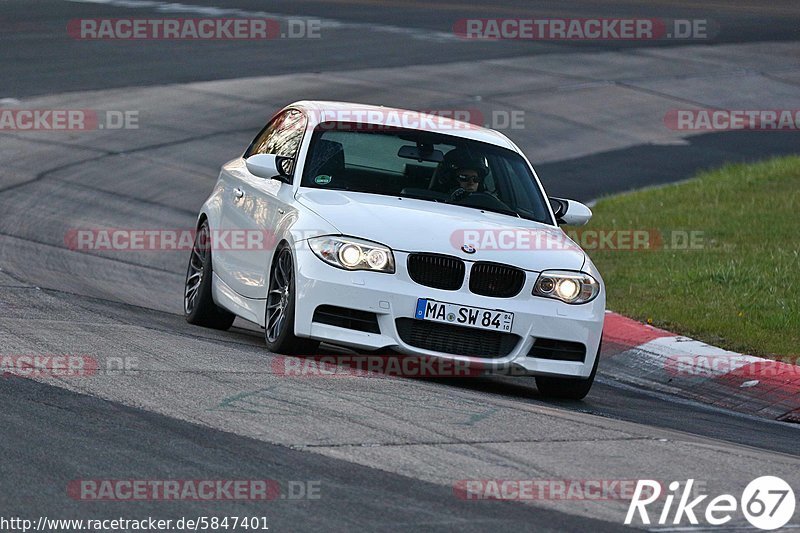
[244,110,307,174]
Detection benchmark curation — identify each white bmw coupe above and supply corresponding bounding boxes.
[185,101,605,398]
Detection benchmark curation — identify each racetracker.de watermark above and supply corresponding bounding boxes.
[453,18,714,40]
[272,355,493,378]
[665,354,800,378]
[271,355,598,378]
[665,109,800,131]
[454,479,660,500]
[65,228,283,252]
[0,355,139,378]
[67,18,321,40]
[451,228,706,252]
[67,479,321,501]
[306,108,527,131]
[0,355,97,378]
[0,110,138,131]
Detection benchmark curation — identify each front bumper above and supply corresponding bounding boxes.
[292,244,605,378]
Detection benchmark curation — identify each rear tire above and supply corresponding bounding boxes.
[264,245,319,355]
[535,341,601,400]
[183,220,236,330]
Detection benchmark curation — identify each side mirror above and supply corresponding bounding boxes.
[549,197,592,226]
[245,154,293,183]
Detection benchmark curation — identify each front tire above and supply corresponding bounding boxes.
[535,341,601,400]
[264,245,319,355]
[184,220,236,330]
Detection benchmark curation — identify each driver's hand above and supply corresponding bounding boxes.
[448,187,468,202]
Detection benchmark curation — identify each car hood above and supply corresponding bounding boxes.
[296,189,586,272]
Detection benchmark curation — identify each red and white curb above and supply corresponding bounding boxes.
[601,312,800,422]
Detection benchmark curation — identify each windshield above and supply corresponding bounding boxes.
[300,123,553,224]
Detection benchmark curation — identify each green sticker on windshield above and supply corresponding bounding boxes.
[315,174,332,185]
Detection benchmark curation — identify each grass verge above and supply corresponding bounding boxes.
[585,155,800,358]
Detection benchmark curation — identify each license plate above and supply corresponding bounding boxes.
[415,299,514,332]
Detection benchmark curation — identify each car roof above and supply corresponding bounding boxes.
[287,100,518,151]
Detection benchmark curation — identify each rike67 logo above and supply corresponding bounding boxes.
[625,477,795,530]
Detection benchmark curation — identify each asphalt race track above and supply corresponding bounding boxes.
[1,0,800,530]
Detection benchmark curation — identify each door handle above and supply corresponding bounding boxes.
[233,187,244,199]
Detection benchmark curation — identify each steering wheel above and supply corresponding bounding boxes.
[451,191,513,212]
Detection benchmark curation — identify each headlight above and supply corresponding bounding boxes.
[308,236,395,273]
[533,270,599,304]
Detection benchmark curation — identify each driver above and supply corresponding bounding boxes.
[436,148,490,203]
[454,168,481,196]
